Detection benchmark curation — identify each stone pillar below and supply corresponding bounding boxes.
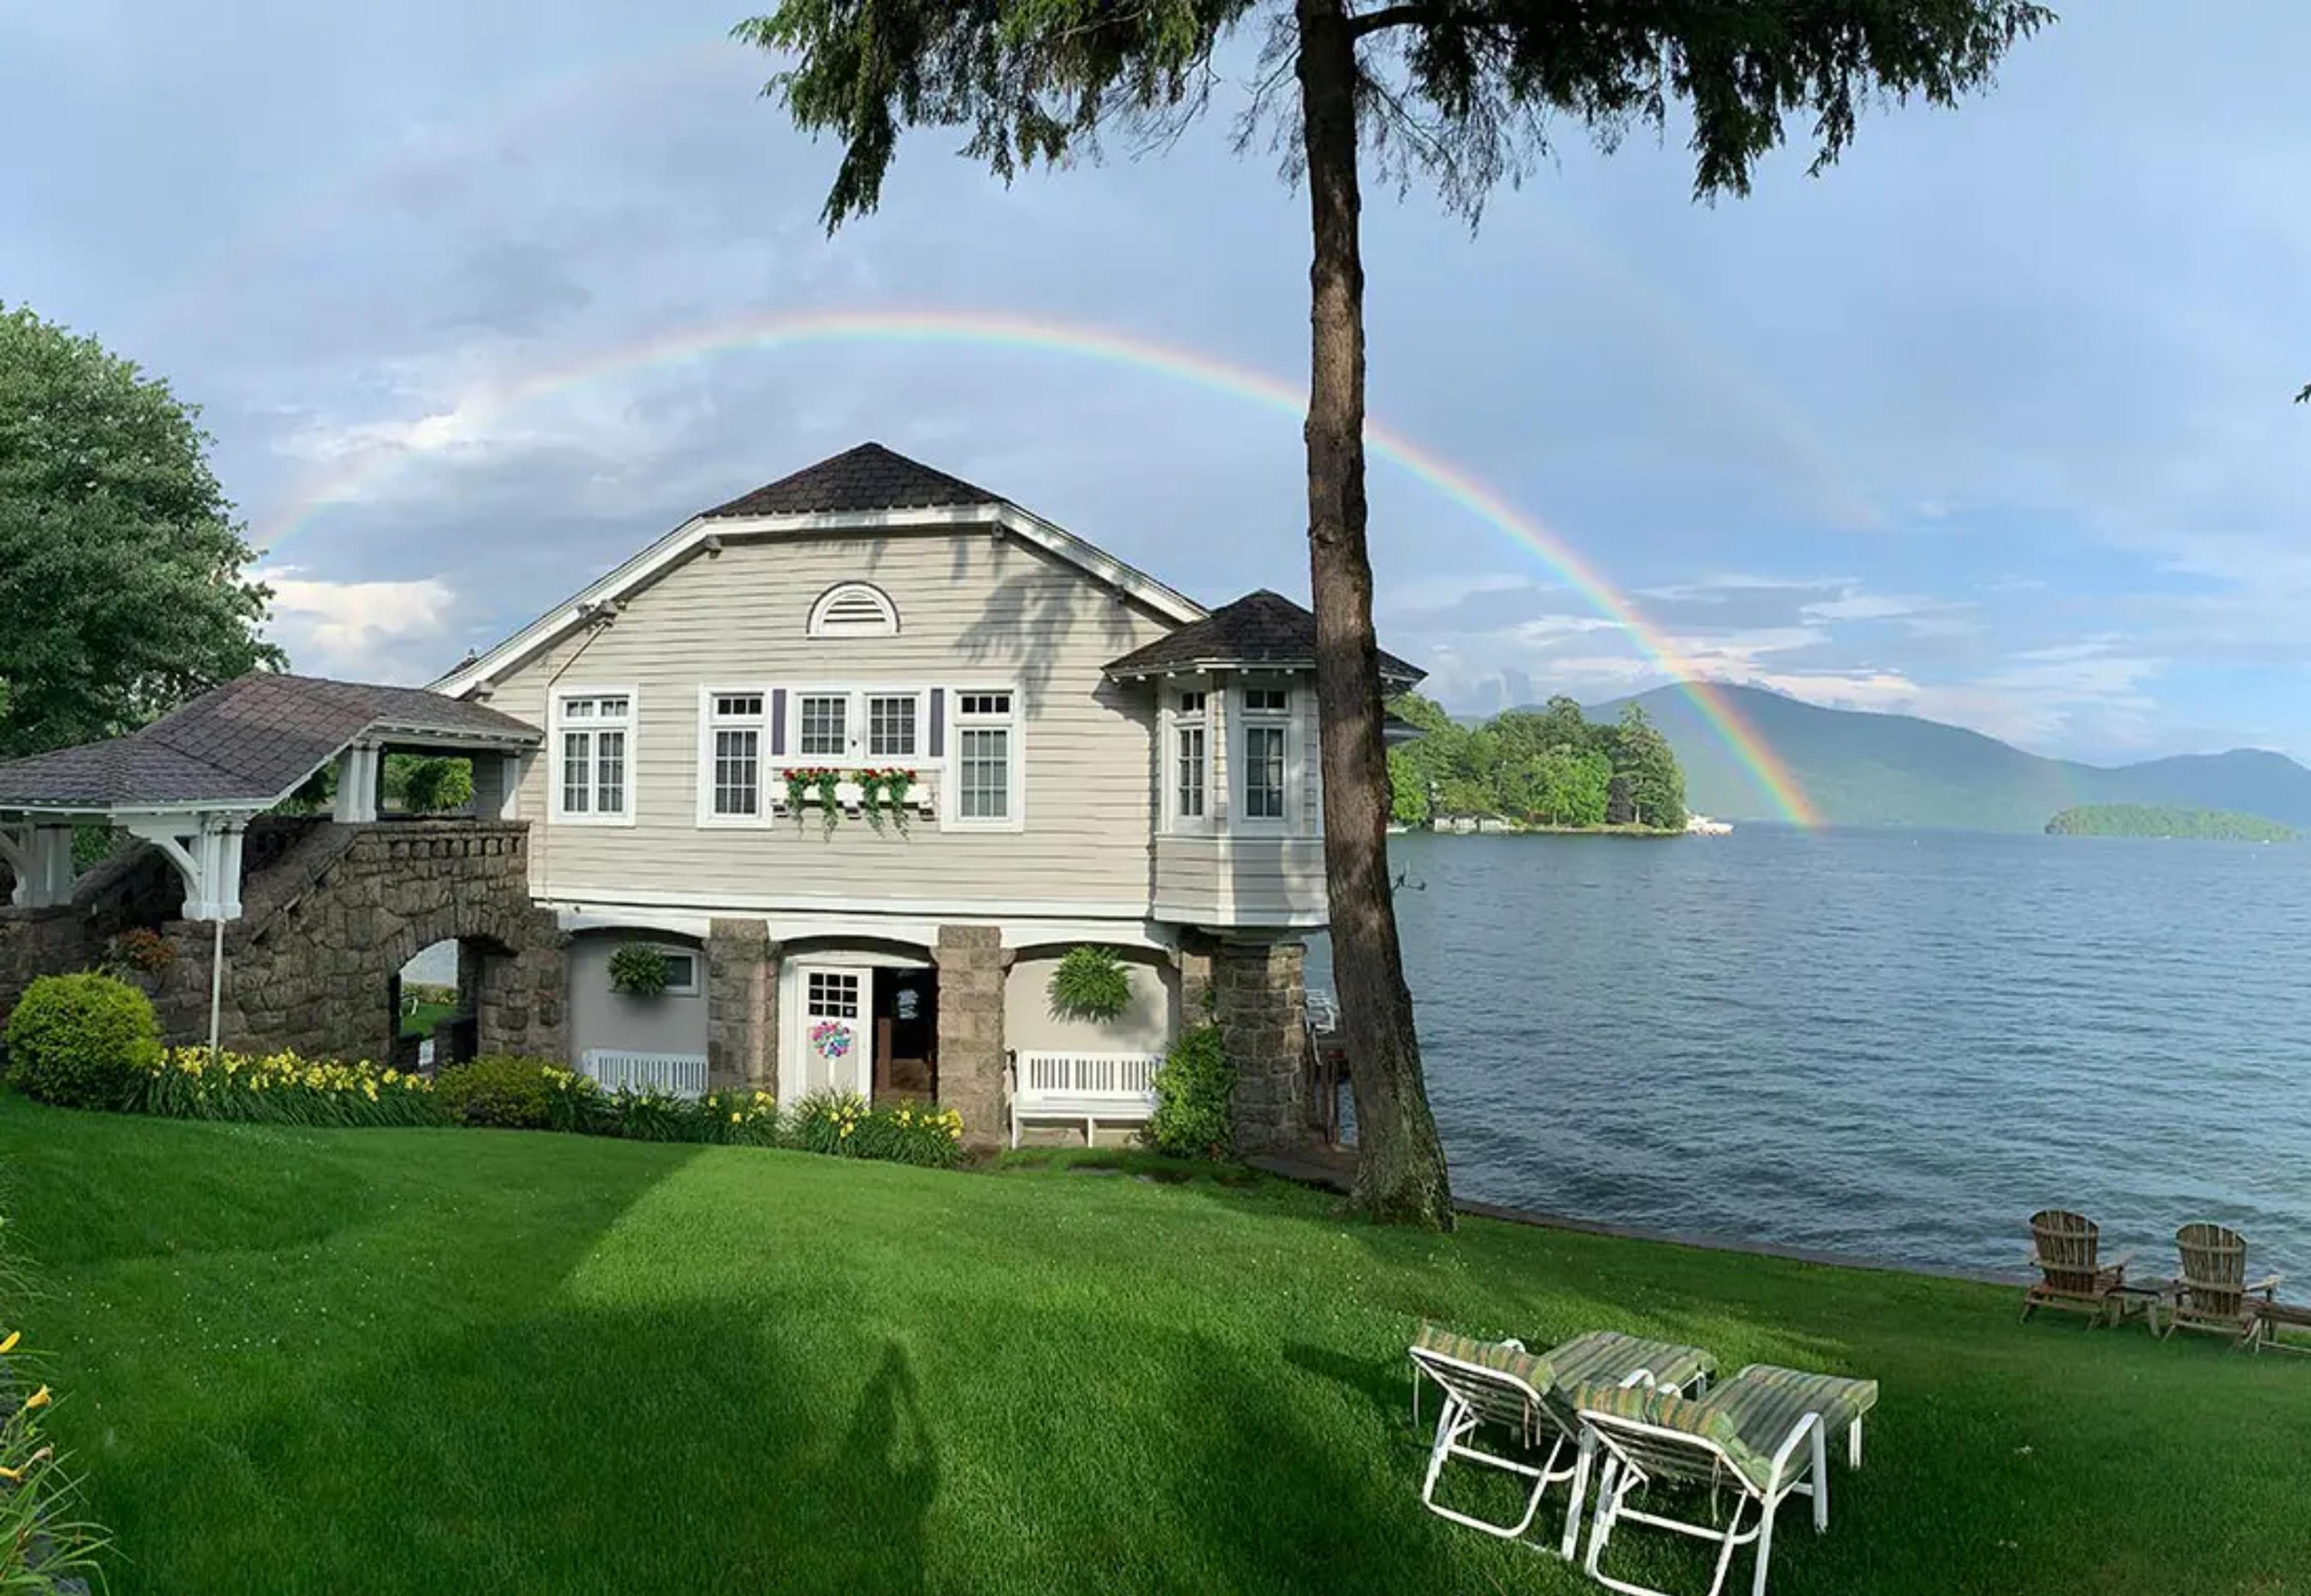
[1174,935,1216,1027]
[706,918,778,1093]
[934,925,1006,1149]
[1210,936,1308,1155]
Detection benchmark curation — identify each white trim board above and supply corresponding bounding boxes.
[536,897,1178,953]
[433,503,1206,701]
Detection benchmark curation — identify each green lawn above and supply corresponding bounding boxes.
[397,999,458,1039]
[2,1096,2305,1595]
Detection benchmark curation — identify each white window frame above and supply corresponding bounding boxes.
[551,687,637,827]
[866,690,924,761]
[695,685,772,827]
[947,685,1025,833]
[1163,683,1213,835]
[649,944,702,997]
[777,685,932,771]
[1232,680,1296,832]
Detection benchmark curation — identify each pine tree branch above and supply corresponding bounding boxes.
[1349,4,1456,39]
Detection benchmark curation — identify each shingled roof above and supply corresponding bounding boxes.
[0,674,540,812]
[1104,590,1424,686]
[702,442,1006,519]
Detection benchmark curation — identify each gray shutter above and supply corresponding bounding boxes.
[770,688,787,757]
[928,688,945,758]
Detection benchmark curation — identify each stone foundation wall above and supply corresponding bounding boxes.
[706,919,778,1092]
[934,925,1006,1148]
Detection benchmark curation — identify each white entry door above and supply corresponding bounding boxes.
[800,965,874,1096]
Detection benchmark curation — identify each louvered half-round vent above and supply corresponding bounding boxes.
[807,581,899,637]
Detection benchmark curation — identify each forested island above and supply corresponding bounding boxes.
[1386,694,1688,832]
[2044,803,2295,841]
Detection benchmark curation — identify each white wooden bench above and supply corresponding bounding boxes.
[580,1049,709,1098]
[1007,1051,1163,1148]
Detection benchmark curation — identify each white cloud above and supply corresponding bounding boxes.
[259,567,464,684]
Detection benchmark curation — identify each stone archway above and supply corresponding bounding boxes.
[146,818,568,1066]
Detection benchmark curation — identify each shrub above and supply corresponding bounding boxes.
[3,972,160,1110]
[788,1092,964,1167]
[126,1048,442,1128]
[433,1054,561,1129]
[590,1086,779,1145]
[607,944,670,997]
[104,927,177,978]
[1047,945,1132,1022]
[700,1089,780,1146]
[1147,1023,1234,1160]
[398,756,474,815]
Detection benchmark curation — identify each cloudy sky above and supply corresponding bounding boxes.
[5,2,2309,763]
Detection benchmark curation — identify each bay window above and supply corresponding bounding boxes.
[1239,685,1290,824]
[1167,688,1210,833]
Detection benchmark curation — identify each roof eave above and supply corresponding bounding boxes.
[435,502,1208,701]
[1106,658,1425,688]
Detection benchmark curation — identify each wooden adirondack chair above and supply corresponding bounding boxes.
[2022,1210,2132,1326]
[2165,1223,2280,1349]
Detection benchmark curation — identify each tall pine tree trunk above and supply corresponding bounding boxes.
[1295,0,1453,1229]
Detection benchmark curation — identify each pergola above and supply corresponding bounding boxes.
[0,674,542,1047]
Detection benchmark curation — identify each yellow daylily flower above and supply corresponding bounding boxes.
[23,1386,50,1412]
[0,1331,17,1356]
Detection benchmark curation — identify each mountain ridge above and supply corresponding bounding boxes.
[1567,683,2311,831]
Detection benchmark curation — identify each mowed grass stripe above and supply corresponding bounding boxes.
[1,1095,2303,1594]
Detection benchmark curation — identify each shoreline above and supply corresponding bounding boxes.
[1247,1149,2023,1287]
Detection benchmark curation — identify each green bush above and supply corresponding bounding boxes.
[433,1055,560,1129]
[1047,945,1132,1022]
[398,756,474,815]
[788,1092,964,1167]
[1147,1023,1234,1160]
[3,971,161,1110]
[593,1086,780,1145]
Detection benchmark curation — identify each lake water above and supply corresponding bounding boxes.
[1311,828,2311,1280]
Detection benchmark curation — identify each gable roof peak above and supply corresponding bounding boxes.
[704,441,1006,520]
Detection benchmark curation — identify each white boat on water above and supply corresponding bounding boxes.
[1685,814,1733,835]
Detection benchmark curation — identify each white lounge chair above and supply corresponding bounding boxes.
[1408,1322,1715,1556]
[1570,1370,1850,1596]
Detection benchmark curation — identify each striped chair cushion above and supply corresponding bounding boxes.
[1412,1320,1549,1389]
[1545,1330,1716,1397]
[1707,1365,1879,1446]
[1568,1380,1777,1490]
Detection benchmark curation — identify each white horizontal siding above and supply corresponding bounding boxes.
[1151,835,1328,924]
[490,529,1171,908]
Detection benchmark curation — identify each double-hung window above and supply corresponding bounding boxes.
[953,690,1019,827]
[1239,685,1290,824]
[868,693,918,759]
[704,691,766,820]
[1169,689,1210,832]
[554,691,634,823]
[779,689,926,766]
[797,693,849,758]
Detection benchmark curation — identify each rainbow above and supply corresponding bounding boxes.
[261,308,1819,826]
